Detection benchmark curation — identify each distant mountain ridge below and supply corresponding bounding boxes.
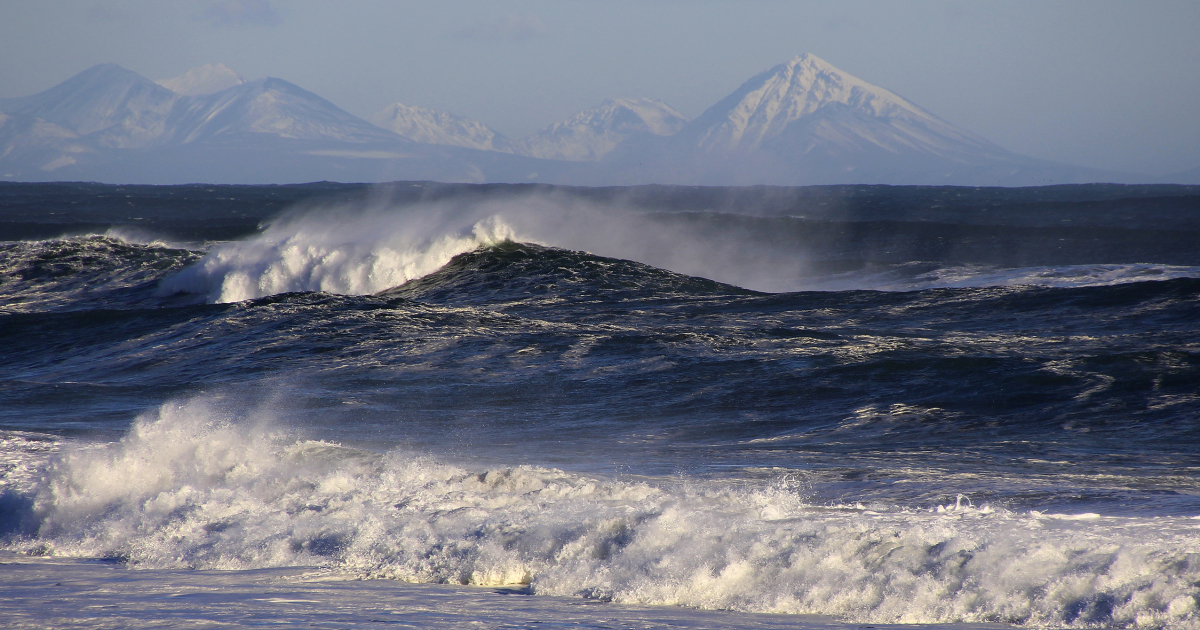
[513,98,690,161]
[371,98,690,162]
[0,63,563,184]
[371,103,516,153]
[0,64,399,151]
[0,58,1160,185]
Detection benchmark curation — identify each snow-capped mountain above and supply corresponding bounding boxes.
[0,63,178,149]
[604,53,1125,186]
[169,78,401,144]
[371,103,516,153]
[156,63,246,96]
[684,53,1000,157]
[515,98,689,161]
[0,64,566,184]
[0,57,1142,185]
[368,98,690,161]
[0,111,95,173]
[0,64,397,152]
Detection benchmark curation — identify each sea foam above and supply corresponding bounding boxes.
[160,206,519,303]
[4,398,1198,628]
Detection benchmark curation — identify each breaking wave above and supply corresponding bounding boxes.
[154,195,785,303]
[156,195,1200,303]
[159,208,520,303]
[3,398,1198,628]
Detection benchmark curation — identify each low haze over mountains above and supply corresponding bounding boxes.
[0,55,1184,185]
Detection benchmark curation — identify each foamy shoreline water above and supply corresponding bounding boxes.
[5,552,1002,630]
[4,409,1199,628]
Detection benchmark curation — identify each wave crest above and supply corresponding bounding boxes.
[161,209,519,303]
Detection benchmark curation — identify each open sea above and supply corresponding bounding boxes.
[1,181,1199,629]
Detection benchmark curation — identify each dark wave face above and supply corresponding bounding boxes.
[3,235,1197,510]
[384,241,754,305]
[0,235,200,313]
[2,182,1200,628]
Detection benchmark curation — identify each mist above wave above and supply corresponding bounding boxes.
[159,205,519,303]
[157,193,810,302]
[154,191,1200,303]
[3,397,1198,628]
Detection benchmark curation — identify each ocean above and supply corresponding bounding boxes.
[1,181,1199,629]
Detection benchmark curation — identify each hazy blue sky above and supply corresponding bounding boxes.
[2,0,1198,176]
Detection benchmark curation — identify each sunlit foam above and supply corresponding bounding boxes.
[4,396,1198,628]
[160,206,518,303]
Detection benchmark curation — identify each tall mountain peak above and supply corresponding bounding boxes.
[689,53,943,153]
[787,52,832,69]
[0,63,177,142]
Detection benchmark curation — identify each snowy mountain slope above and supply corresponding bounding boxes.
[0,64,572,185]
[370,103,516,153]
[0,63,179,149]
[0,58,1146,186]
[663,53,1019,169]
[0,64,402,149]
[681,53,1003,159]
[595,54,1132,186]
[514,98,689,161]
[166,78,402,144]
[156,63,245,96]
[0,112,98,174]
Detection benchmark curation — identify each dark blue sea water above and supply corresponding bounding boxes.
[2,182,1199,628]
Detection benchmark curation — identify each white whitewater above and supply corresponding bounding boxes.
[3,399,1198,627]
[160,207,516,303]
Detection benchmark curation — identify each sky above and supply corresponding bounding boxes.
[1,0,1198,177]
